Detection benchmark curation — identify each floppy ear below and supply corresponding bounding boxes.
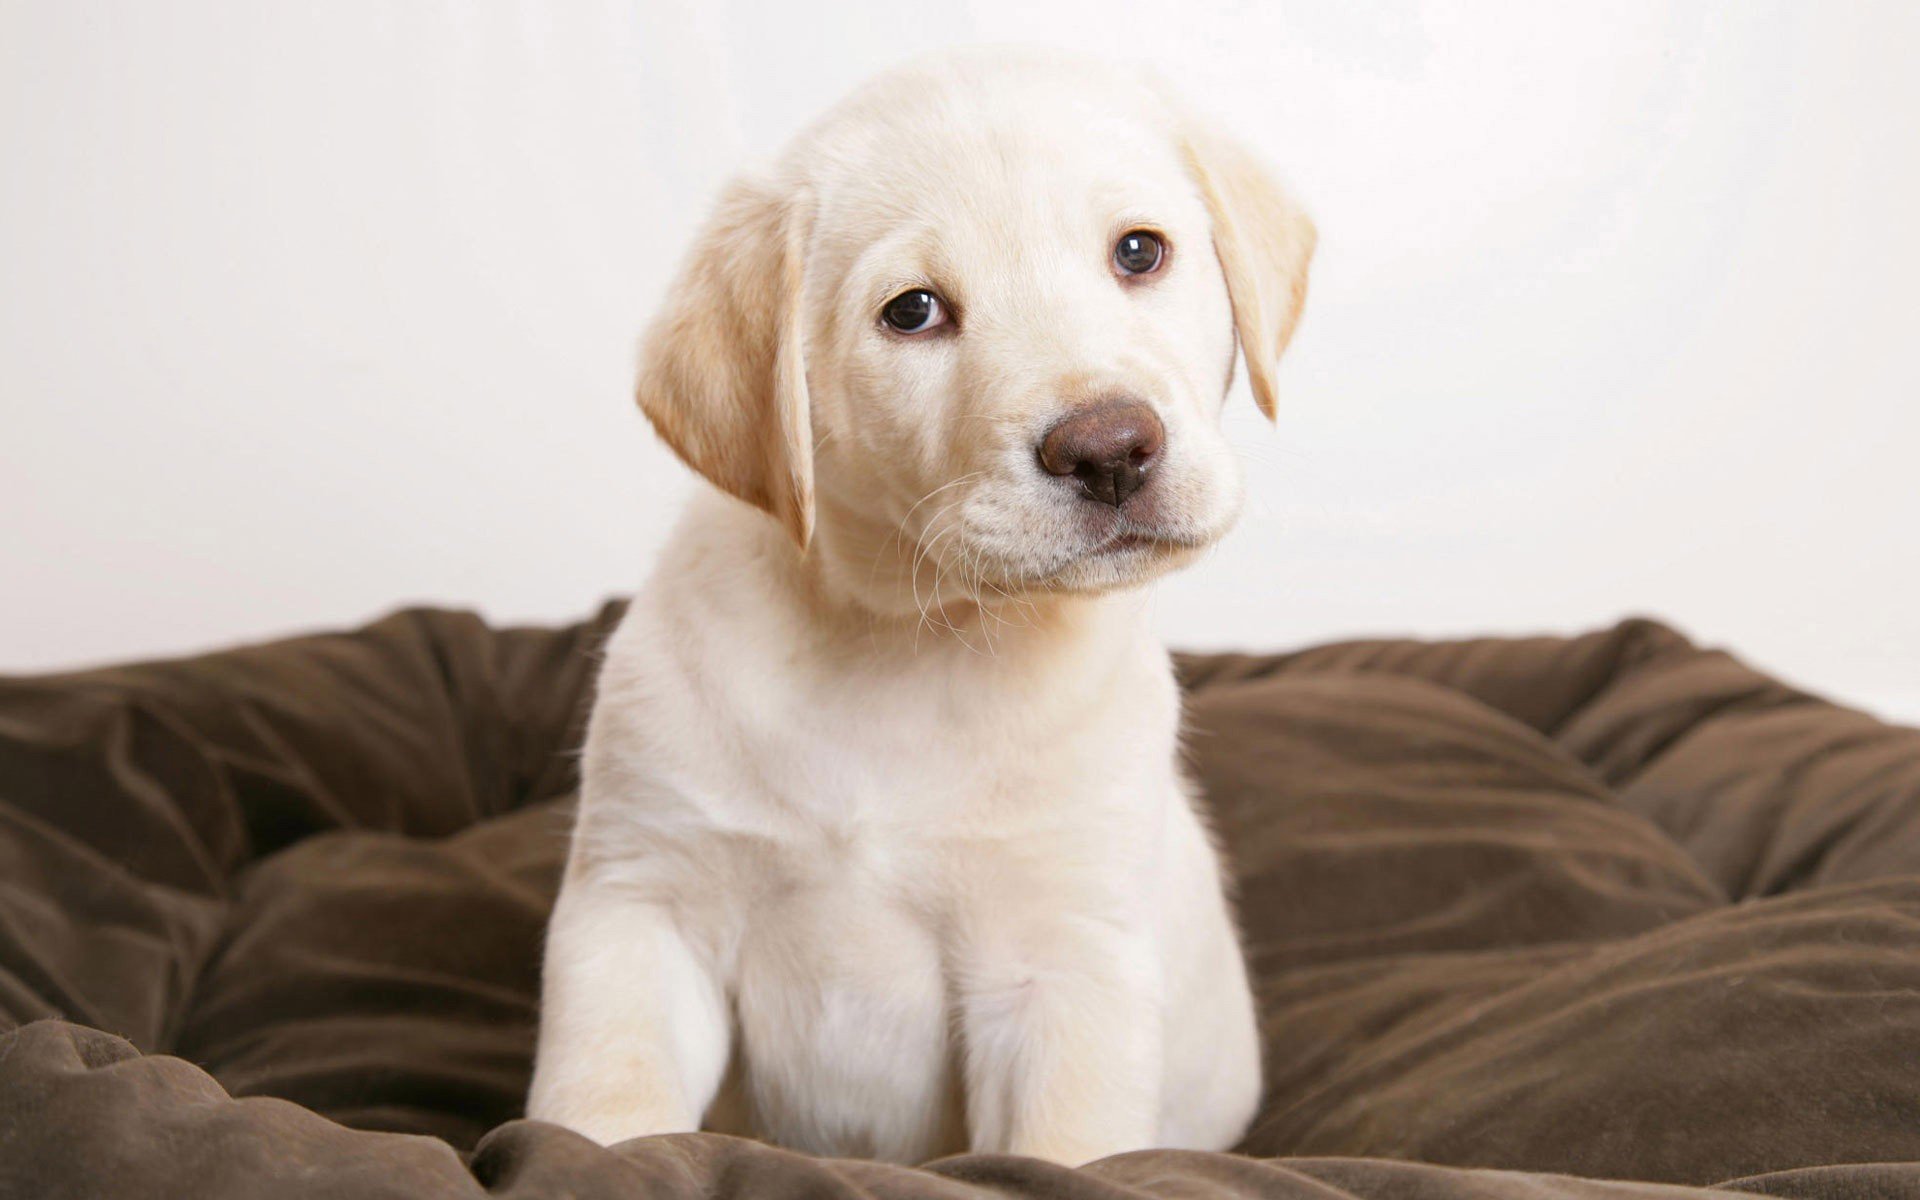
[1180,125,1317,420]
[637,176,815,549]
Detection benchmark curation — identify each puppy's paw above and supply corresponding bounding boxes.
[527,1089,696,1147]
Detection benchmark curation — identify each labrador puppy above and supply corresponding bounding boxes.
[528,47,1314,1166]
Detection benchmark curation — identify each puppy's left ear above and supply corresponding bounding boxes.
[1180,122,1317,421]
[637,176,816,549]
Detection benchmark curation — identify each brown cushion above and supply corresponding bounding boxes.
[2,607,1918,1198]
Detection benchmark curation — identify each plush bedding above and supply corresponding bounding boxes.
[2,604,1918,1198]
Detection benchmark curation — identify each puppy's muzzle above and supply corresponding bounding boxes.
[1038,399,1165,508]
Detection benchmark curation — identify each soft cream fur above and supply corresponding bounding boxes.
[527,48,1314,1166]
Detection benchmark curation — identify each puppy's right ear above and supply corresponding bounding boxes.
[637,177,815,550]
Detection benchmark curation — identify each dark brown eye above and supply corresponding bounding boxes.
[1113,230,1164,276]
[881,289,946,333]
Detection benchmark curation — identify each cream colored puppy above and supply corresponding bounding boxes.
[528,48,1314,1166]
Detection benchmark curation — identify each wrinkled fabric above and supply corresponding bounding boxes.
[2,607,1918,1197]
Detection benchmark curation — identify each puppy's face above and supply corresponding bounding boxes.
[638,53,1314,614]
[805,92,1244,598]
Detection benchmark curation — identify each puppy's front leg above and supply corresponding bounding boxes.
[960,919,1162,1165]
[527,884,728,1145]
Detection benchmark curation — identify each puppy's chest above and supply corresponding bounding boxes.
[703,821,958,1158]
[663,670,1174,934]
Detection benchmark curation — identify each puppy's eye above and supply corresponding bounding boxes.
[1113,230,1165,276]
[881,289,947,334]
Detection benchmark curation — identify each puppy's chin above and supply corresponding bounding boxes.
[972,523,1224,599]
[1037,537,1206,595]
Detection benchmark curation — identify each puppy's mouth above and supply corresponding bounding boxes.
[1094,531,1153,555]
[910,483,1239,602]
[987,521,1219,595]
[1088,529,1198,557]
[1078,530,1195,565]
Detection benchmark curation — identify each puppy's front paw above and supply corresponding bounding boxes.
[527,1089,696,1147]
[1005,1130,1140,1167]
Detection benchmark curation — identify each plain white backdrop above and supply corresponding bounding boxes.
[3,2,1916,720]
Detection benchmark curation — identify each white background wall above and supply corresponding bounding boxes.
[3,2,1916,720]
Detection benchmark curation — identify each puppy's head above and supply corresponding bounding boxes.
[638,50,1314,612]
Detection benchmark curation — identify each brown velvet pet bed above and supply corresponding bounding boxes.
[3,604,1919,1199]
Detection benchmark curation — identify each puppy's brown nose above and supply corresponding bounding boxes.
[1038,400,1165,507]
